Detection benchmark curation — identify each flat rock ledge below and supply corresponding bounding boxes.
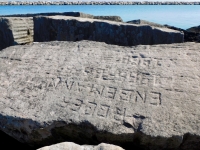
[34,16,183,46]
[37,142,124,150]
[0,41,200,150]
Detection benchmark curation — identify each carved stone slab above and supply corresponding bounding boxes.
[0,41,200,149]
[34,16,183,46]
[0,17,33,50]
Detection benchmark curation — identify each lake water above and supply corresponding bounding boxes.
[0,5,200,29]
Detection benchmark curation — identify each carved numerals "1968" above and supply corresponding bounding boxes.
[65,98,111,119]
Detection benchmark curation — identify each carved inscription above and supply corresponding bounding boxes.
[97,104,110,117]
[84,67,154,86]
[18,77,162,107]
[154,75,173,87]
[148,92,161,106]
[65,80,74,90]
[80,55,167,88]
[102,87,117,100]
[63,79,161,106]
[129,72,137,83]
[115,55,159,68]
[69,99,83,111]
[90,84,104,96]
[63,98,110,119]
[118,89,134,102]
[114,107,126,121]
[85,67,104,78]
[137,73,150,86]
[85,102,97,115]
[76,82,91,93]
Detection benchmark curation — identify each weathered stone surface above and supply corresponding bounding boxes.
[1,12,94,19]
[1,12,122,22]
[126,19,200,43]
[37,142,124,150]
[164,24,200,42]
[34,16,183,46]
[0,41,200,149]
[127,19,165,28]
[94,16,123,22]
[186,25,200,42]
[0,17,33,50]
[186,25,200,33]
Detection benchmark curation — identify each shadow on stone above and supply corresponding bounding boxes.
[0,130,35,150]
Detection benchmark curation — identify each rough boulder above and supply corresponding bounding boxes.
[127,19,200,42]
[37,142,124,150]
[0,17,33,50]
[127,19,165,28]
[34,16,183,46]
[93,16,123,22]
[0,41,200,150]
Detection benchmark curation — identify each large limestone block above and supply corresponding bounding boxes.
[0,17,33,50]
[1,12,122,22]
[127,19,165,28]
[127,19,200,42]
[34,16,183,46]
[37,142,124,150]
[0,41,200,149]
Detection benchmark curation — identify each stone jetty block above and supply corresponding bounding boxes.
[126,19,200,43]
[93,16,123,22]
[1,12,123,23]
[0,17,33,50]
[34,16,183,46]
[187,25,200,33]
[127,19,166,28]
[1,12,94,19]
[0,41,200,149]
[37,142,124,150]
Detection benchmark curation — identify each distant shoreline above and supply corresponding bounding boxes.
[0,1,200,5]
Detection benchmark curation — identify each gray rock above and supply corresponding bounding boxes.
[127,19,200,43]
[93,16,123,22]
[37,142,124,150]
[34,16,183,46]
[186,26,200,42]
[164,24,200,42]
[197,35,200,42]
[1,12,122,23]
[186,25,200,33]
[127,19,166,28]
[0,41,200,150]
[0,17,33,50]
[0,12,94,18]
